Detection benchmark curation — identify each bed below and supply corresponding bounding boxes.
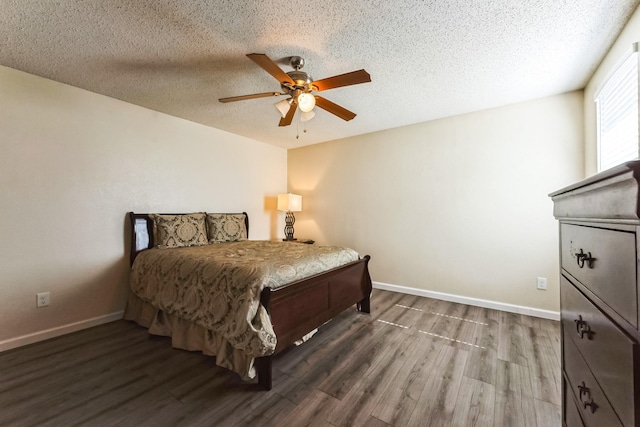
[124,211,372,390]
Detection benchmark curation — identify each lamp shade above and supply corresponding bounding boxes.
[300,110,315,122]
[274,99,291,118]
[277,193,302,212]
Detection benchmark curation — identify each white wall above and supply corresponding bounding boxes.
[288,92,584,314]
[584,6,640,176]
[0,65,287,350]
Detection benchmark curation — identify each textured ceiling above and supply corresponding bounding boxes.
[0,1,638,149]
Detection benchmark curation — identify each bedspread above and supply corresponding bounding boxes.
[128,240,359,379]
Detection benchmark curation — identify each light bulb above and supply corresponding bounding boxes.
[297,93,316,112]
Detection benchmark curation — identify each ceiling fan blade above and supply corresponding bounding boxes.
[279,102,297,127]
[311,69,371,92]
[247,53,295,86]
[218,92,283,103]
[314,96,357,121]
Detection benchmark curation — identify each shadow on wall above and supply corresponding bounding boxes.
[68,257,131,315]
[0,255,131,352]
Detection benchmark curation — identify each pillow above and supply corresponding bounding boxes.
[149,213,208,248]
[134,218,150,251]
[206,213,248,243]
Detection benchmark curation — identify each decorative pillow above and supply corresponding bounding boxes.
[150,213,208,248]
[206,213,248,243]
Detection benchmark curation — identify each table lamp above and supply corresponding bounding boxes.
[277,193,302,241]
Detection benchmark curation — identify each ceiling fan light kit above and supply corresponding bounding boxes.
[219,53,370,127]
[297,92,315,112]
[300,110,315,122]
[274,98,292,118]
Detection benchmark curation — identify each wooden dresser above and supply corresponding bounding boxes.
[551,161,640,427]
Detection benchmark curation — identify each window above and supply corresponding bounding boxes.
[595,43,639,172]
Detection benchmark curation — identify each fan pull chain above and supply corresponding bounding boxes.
[295,119,309,139]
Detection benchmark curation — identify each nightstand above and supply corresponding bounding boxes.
[282,239,314,244]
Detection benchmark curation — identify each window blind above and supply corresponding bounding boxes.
[595,43,639,172]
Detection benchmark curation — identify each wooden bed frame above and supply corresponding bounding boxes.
[128,212,372,390]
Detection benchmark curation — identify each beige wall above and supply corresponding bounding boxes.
[288,92,584,313]
[584,6,640,176]
[0,65,287,349]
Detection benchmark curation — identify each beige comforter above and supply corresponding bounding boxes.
[128,240,359,379]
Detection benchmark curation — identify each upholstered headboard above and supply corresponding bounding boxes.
[128,212,249,266]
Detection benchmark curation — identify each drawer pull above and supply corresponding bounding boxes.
[574,315,592,339]
[577,381,589,400]
[583,397,597,414]
[577,382,597,413]
[575,249,595,268]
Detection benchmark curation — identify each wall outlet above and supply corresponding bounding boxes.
[536,277,548,290]
[37,292,50,307]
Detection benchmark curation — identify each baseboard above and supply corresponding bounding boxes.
[0,283,558,353]
[373,281,560,321]
[0,311,125,353]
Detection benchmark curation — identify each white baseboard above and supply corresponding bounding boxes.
[373,281,560,321]
[0,311,125,353]
[0,283,558,353]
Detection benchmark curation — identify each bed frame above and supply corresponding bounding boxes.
[128,212,372,390]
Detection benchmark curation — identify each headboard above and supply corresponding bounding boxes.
[128,212,249,266]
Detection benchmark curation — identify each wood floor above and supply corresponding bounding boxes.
[0,290,561,427]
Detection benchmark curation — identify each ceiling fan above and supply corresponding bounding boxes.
[219,53,371,127]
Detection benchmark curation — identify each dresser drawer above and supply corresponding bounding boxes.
[563,332,622,426]
[560,223,637,326]
[560,277,636,426]
[563,392,584,427]
[564,387,585,427]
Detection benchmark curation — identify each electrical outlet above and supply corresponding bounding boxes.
[37,292,50,307]
[537,277,548,290]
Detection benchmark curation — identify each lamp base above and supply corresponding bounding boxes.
[282,238,297,241]
[284,211,296,241]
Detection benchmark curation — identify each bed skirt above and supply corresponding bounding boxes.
[123,293,260,380]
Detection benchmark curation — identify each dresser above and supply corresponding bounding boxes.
[550,161,640,427]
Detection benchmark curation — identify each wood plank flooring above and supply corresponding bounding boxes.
[0,290,561,426]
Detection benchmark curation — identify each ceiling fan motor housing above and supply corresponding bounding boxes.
[283,70,313,93]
